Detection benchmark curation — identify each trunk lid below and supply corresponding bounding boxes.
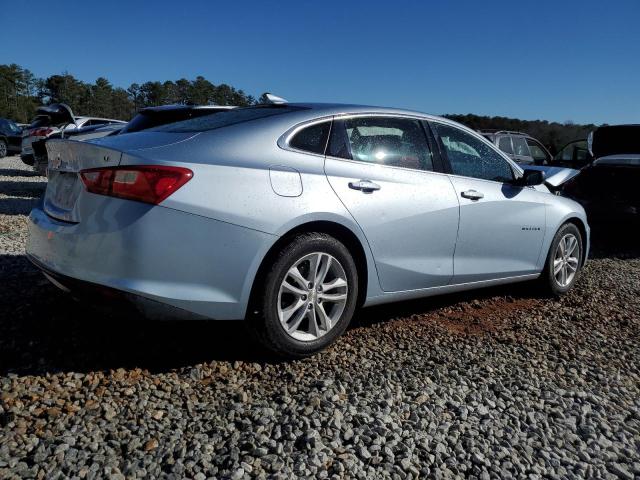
[34,103,76,128]
[43,131,198,223]
[44,139,122,223]
[590,125,640,159]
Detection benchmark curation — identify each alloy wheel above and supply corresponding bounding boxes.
[277,252,348,341]
[0,141,6,158]
[553,233,579,287]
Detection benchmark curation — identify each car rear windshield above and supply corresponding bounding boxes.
[120,108,226,134]
[29,115,51,128]
[152,105,307,133]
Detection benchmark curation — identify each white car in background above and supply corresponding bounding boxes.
[21,103,125,173]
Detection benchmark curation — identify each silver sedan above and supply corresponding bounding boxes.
[26,103,589,357]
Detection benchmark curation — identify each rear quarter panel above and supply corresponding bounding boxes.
[117,121,385,307]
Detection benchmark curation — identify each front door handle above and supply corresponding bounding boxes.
[461,189,484,200]
[349,180,381,193]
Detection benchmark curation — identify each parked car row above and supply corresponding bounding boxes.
[0,118,23,158]
[24,103,236,174]
[20,104,126,173]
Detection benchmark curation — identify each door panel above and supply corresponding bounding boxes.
[326,158,460,292]
[448,176,546,283]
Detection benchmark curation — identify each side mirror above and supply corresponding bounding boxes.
[516,169,545,186]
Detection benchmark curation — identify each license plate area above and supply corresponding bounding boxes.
[44,171,82,221]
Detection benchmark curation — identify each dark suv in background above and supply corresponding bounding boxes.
[479,130,552,165]
[0,118,23,158]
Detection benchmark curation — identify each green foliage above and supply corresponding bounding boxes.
[444,113,597,154]
[0,64,257,123]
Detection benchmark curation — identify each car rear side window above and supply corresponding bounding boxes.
[153,106,307,133]
[526,138,548,163]
[434,123,514,183]
[289,121,331,154]
[334,117,433,171]
[498,136,514,154]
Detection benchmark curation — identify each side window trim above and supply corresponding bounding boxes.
[428,120,521,184]
[327,118,352,159]
[278,117,334,157]
[421,120,446,174]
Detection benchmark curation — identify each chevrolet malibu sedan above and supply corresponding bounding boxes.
[27,103,589,357]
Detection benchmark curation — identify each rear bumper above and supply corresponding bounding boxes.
[26,200,276,320]
[28,254,209,320]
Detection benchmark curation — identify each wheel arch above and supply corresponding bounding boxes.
[564,216,589,267]
[247,220,371,316]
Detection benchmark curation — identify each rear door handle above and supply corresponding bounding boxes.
[461,189,484,200]
[349,180,381,193]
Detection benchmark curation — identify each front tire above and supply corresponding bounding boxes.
[541,222,583,295]
[0,140,7,159]
[250,233,358,358]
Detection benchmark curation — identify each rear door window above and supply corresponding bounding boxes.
[339,116,434,171]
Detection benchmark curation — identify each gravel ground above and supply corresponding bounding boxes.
[1,155,639,479]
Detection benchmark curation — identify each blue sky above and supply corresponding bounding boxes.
[3,0,639,124]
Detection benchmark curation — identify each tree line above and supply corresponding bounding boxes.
[1,63,594,152]
[0,63,259,125]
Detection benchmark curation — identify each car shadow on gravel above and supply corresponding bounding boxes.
[0,180,47,197]
[0,197,40,216]
[0,256,269,376]
[0,168,41,178]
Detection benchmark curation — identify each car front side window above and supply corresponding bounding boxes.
[338,116,434,171]
[526,139,549,163]
[433,123,514,183]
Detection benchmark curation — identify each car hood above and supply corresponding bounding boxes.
[590,125,640,158]
[35,103,76,127]
[523,165,581,189]
[593,154,640,167]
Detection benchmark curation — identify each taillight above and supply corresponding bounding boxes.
[80,166,193,205]
[32,127,54,137]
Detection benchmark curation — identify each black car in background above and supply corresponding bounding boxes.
[552,139,593,169]
[562,125,640,226]
[0,118,23,158]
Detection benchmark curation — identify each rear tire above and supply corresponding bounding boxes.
[540,222,583,295]
[249,233,358,358]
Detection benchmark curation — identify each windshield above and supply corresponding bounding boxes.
[7,120,21,133]
[152,106,306,133]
